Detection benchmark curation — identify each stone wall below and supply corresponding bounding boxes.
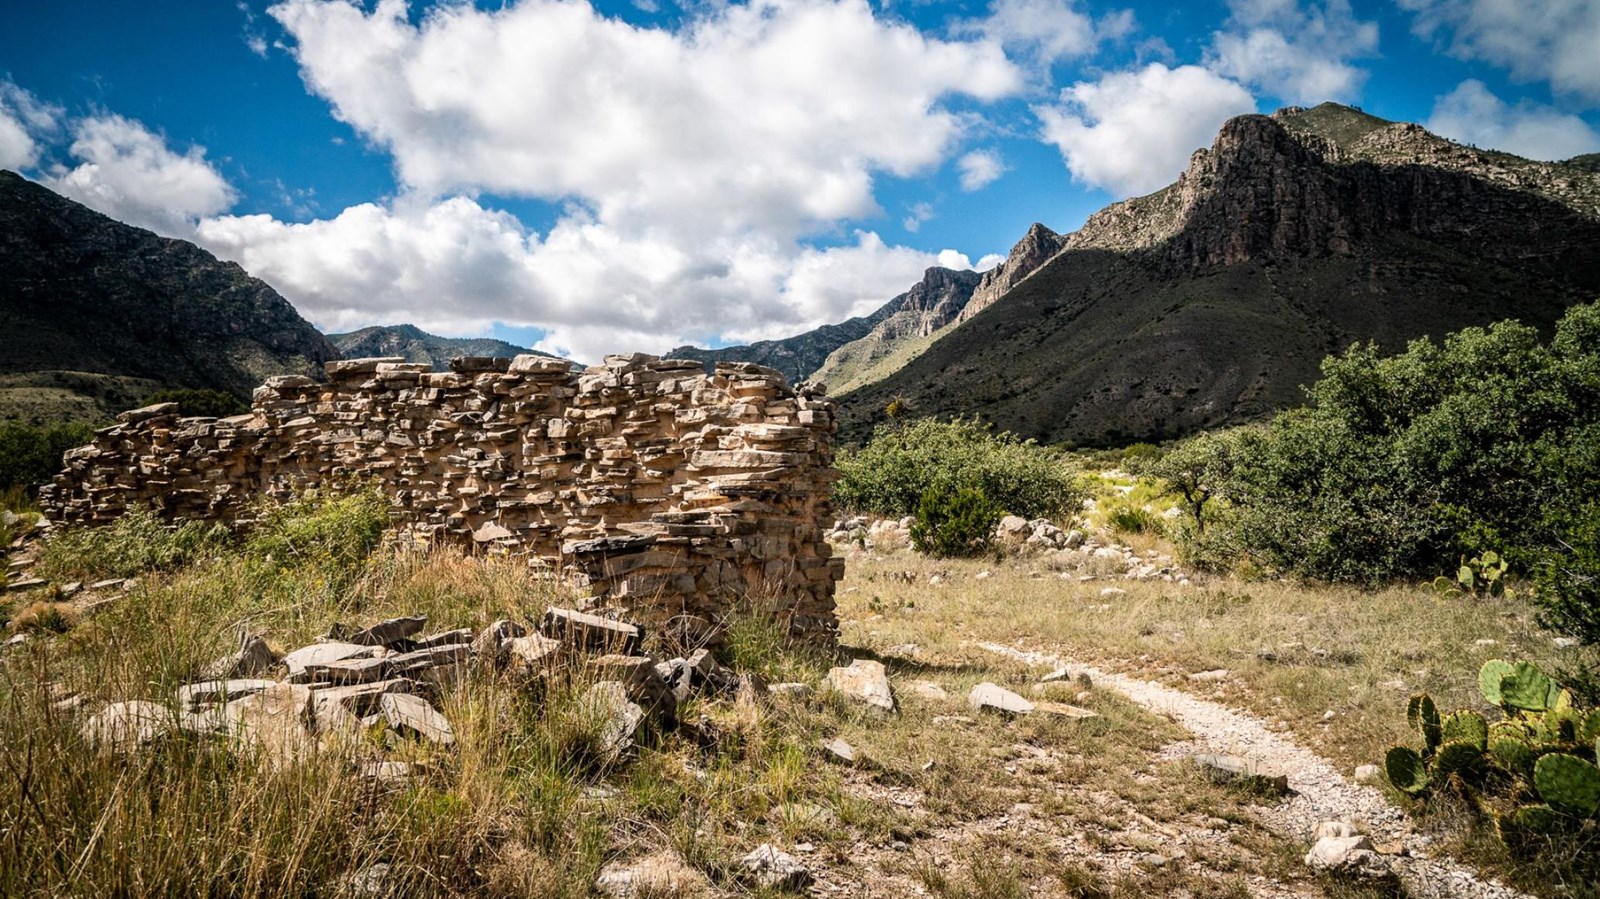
[39,354,843,649]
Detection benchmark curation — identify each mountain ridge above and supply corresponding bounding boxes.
[0,170,337,423]
[328,324,557,371]
[832,103,1600,445]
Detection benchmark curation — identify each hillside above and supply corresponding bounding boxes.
[328,324,555,371]
[835,104,1600,446]
[666,302,902,385]
[0,171,336,422]
[810,267,980,392]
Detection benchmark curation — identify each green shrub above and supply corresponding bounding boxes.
[1107,507,1160,537]
[0,420,96,492]
[1186,302,1600,639]
[141,388,250,418]
[37,505,233,581]
[836,417,1081,521]
[243,487,390,573]
[910,486,1002,558]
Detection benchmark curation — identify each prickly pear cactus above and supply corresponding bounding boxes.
[1432,740,1487,780]
[1386,746,1430,796]
[1500,661,1560,713]
[1490,736,1538,780]
[1533,753,1600,819]
[1479,659,1514,706]
[1408,693,1443,753]
[1442,710,1488,749]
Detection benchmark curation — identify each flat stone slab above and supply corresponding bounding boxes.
[379,692,454,746]
[225,683,315,766]
[318,656,391,685]
[544,607,641,655]
[1191,753,1291,795]
[177,678,278,711]
[738,844,811,891]
[282,642,380,678]
[969,682,1034,715]
[82,700,172,751]
[827,659,895,713]
[348,616,427,647]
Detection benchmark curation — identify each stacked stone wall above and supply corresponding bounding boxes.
[40,353,843,648]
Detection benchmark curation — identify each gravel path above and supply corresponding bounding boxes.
[978,642,1533,899]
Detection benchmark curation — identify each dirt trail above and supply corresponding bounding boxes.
[978,642,1533,899]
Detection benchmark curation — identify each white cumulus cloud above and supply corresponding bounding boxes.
[0,81,60,171]
[1426,80,1600,161]
[957,149,1006,191]
[268,0,1019,241]
[961,0,1132,68]
[1035,63,1256,197]
[47,114,236,236]
[195,196,971,361]
[1206,0,1378,105]
[1400,0,1600,105]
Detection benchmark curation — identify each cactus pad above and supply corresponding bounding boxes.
[1490,736,1537,780]
[1386,746,1430,796]
[1407,694,1442,751]
[1533,753,1600,818]
[1500,661,1559,713]
[1479,660,1514,706]
[1442,710,1488,749]
[1431,740,1486,780]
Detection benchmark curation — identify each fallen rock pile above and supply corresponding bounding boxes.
[60,606,765,772]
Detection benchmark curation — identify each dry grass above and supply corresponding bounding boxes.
[0,498,1345,898]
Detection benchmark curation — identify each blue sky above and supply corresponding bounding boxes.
[2,0,1597,360]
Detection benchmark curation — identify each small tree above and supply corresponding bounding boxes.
[1138,432,1243,534]
[911,485,1001,558]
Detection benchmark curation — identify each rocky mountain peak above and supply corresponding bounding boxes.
[958,222,1066,325]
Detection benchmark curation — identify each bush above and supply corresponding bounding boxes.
[1107,507,1161,537]
[836,418,1081,521]
[910,486,1002,558]
[1186,301,1600,644]
[0,420,96,492]
[37,505,233,581]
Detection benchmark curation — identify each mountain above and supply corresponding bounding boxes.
[834,103,1600,446]
[328,324,556,371]
[956,223,1066,326]
[810,267,981,392]
[0,170,337,423]
[666,303,901,385]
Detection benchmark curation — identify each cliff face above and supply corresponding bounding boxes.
[0,170,337,412]
[836,104,1600,445]
[958,223,1066,324]
[810,267,981,393]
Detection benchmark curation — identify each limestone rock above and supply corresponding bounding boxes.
[282,642,380,679]
[738,844,811,891]
[827,659,895,713]
[177,678,277,712]
[1192,753,1291,796]
[82,700,172,751]
[595,850,707,898]
[586,681,646,765]
[820,737,858,764]
[379,693,454,746]
[544,607,642,655]
[225,683,315,765]
[969,682,1034,715]
[201,631,279,679]
[349,615,427,647]
[1304,835,1392,879]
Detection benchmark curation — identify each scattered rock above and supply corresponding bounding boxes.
[827,659,895,713]
[310,678,414,734]
[1304,834,1393,880]
[349,615,427,647]
[1314,820,1361,839]
[594,851,707,899]
[1034,701,1098,718]
[968,682,1034,715]
[505,633,563,671]
[319,656,391,685]
[1354,764,1382,785]
[201,631,279,679]
[738,844,811,891]
[1188,669,1230,683]
[1191,753,1291,796]
[379,692,455,746]
[1554,636,1581,649]
[82,700,172,751]
[472,619,527,663]
[820,737,858,764]
[544,607,642,655]
[1099,587,1126,597]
